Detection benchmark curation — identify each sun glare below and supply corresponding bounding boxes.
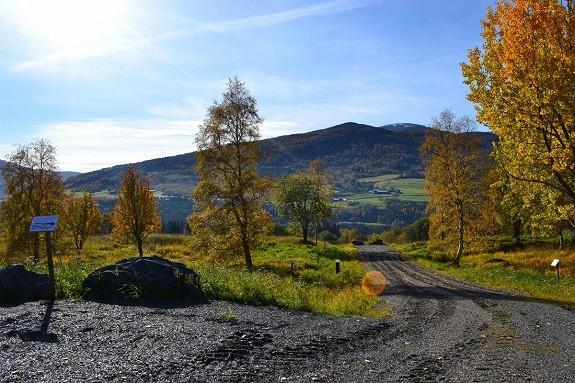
[2,0,134,56]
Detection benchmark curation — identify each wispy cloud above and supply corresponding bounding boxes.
[7,0,381,72]
[30,116,306,172]
[181,0,382,33]
[35,119,199,172]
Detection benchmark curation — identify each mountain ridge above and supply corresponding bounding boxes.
[0,159,80,198]
[64,122,496,196]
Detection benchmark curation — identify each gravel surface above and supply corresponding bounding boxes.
[2,245,575,382]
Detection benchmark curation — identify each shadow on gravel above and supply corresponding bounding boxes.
[385,284,575,308]
[85,297,210,309]
[4,300,58,343]
[359,248,575,309]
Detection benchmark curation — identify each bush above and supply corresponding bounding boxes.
[318,231,337,242]
[339,228,361,243]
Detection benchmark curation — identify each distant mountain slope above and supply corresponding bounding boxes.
[0,159,81,198]
[59,171,82,181]
[65,122,497,195]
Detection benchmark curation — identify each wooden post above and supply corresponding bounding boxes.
[46,232,55,300]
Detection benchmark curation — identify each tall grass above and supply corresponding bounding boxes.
[1,234,384,317]
[198,266,378,316]
[392,241,575,306]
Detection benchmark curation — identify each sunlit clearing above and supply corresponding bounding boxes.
[1,0,135,55]
[362,271,387,296]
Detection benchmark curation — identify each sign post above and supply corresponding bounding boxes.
[551,259,560,284]
[29,215,59,300]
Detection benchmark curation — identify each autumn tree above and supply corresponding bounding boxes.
[273,163,332,243]
[62,192,102,254]
[421,110,493,266]
[308,159,333,244]
[188,78,272,270]
[0,139,65,262]
[112,165,161,257]
[462,0,575,230]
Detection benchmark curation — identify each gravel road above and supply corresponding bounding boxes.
[1,245,575,382]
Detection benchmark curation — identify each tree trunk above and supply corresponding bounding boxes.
[243,241,253,271]
[137,237,144,257]
[559,227,564,250]
[512,219,522,247]
[302,222,308,243]
[453,211,464,267]
[33,233,40,265]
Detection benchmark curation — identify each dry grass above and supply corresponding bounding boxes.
[393,241,575,306]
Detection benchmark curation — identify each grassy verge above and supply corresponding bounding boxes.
[1,235,386,317]
[391,242,575,306]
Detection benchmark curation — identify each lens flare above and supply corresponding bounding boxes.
[361,271,387,296]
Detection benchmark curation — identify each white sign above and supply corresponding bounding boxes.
[29,215,59,233]
[551,259,560,267]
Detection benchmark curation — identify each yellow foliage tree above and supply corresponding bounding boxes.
[462,0,575,227]
[0,139,65,262]
[112,165,161,257]
[62,192,102,253]
[188,78,272,270]
[422,110,494,266]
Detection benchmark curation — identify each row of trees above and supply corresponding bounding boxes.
[0,142,162,261]
[1,79,333,269]
[423,0,575,265]
[187,78,333,270]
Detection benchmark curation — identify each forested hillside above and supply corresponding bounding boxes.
[64,122,496,195]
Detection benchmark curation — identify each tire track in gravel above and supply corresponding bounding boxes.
[358,245,565,382]
[361,248,487,381]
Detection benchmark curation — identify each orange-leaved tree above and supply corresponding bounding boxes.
[112,165,161,257]
[421,110,494,266]
[0,139,65,263]
[462,0,575,229]
[188,78,272,270]
[63,192,102,254]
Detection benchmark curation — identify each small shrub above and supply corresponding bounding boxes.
[318,231,337,242]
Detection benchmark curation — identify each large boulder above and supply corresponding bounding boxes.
[82,256,203,302]
[0,264,51,303]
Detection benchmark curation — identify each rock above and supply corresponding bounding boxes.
[370,239,384,245]
[351,240,365,246]
[0,264,51,303]
[82,256,203,301]
[483,258,510,267]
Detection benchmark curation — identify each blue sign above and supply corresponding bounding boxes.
[29,215,59,233]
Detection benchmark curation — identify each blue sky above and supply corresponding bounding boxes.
[0,0,494,172]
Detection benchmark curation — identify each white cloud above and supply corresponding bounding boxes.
[35,119,200,172]
[30,117,308,172]
[4,0,382,73]
[185,0,382,34]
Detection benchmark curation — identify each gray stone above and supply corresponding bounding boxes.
[82,256,203,301]
[0,264,51,303]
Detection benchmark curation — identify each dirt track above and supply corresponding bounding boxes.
[360,245,575,382]
[1,245,575,382]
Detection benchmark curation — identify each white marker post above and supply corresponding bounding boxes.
[30,215,59,300]
[551,259,560,284]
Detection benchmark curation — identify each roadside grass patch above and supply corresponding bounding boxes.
[1,234,384,317]
[198,265,380,316]
[392,242,575,306]
[194,240,383,316]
